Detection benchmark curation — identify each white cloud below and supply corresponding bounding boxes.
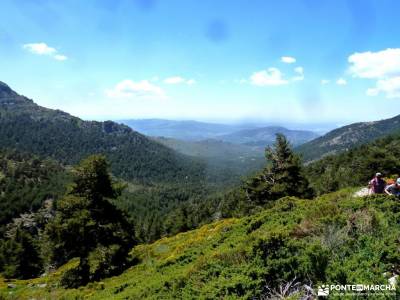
[23,42,67,61]
[348,48,400,98]
[54,54,67,61]
[23,43,56,55]
[106,79,166,99]
[293,66,304,81]
[366,77,400,98]
[336,78,347,85]
[321,79,330,85]
[164,76,195,85]
[348,48,400,79]
[249,66,304,86]
[250,68,288,86]
[281,56,296,64]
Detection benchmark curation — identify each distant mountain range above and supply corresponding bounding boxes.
[121,119,319,148]
[0,81,204,184]
[296,115,400,161]
[218,126,319,147]
[123,113,400,166]
[120,119,253,141]
[123,119,319,177]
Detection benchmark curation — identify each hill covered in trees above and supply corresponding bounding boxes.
[154,137,265,181]
[0,81,204,185]
[296,114,400,162]
[0,135,314,285]
[0,155,135,284]
[120,134,313,243]
[0,149,69,230]
[305,133,400,195]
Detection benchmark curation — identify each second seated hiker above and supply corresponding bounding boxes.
[385,178,400,196]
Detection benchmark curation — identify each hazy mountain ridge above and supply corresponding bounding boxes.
[218,126,319,147]
[122,119,319,148]
[121,119,255,141]
[296,115,400,161]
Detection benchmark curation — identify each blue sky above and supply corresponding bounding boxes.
[1,0,400,126]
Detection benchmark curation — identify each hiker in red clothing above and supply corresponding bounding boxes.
[368,172,386,194]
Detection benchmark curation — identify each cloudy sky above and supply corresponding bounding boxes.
[1,0,400,125]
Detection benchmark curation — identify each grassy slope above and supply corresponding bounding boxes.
[2,189,400,299]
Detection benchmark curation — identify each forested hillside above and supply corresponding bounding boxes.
[305,133,400,195]
[112,134,314,243]
[154,137,265,182]
[0,146,223,248]
[0,149,68,230]
[0,82,204,185]
[0,155,136,283]
[296,114,400,161]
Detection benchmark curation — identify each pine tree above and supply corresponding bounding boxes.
[44,155,135,287]
[0,227,42,279]
[244,134,313,204]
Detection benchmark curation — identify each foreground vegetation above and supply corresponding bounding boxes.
[2,189,399,299]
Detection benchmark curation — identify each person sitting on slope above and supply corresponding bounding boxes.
[385,178,400,196]
[368,172,386,194]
